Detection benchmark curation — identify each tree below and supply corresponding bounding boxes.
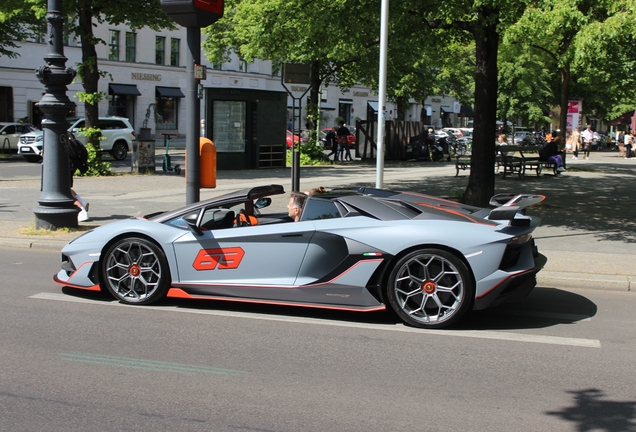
[0,1,44,58]
[10,0,175,146]
[202,0,471,134]
[504,0,636,136]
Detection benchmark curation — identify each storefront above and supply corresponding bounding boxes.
[206,88,287,170]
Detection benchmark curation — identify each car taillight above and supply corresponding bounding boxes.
[131,131,136,137]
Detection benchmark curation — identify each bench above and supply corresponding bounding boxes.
[455,153,503,177]
[499,145,558,178]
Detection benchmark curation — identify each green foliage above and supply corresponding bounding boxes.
[0,1,44,57]
[286,144,330,166]
[77,143,112,176]
[75,91,107,106]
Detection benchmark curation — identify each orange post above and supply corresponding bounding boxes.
[199,137,217,188]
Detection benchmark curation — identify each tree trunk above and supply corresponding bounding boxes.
[462,9,499,207]
[77,4,101,148]
[558,65,570,139]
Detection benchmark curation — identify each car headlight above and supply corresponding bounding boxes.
[36,135,43,142]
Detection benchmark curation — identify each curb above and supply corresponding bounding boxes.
[536,271,632,293]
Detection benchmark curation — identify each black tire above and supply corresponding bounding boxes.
[174,165,181,174]
[24,155,42,163]
[101,237,171,305]
[111,141,128,161]
[386,248,473,329]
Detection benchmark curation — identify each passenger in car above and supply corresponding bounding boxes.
[304,186,327,196]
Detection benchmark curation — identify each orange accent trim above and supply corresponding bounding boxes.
[52,276,101,291]
[414,201,491,225]
[167,288,193,299]
[475,268,532,298]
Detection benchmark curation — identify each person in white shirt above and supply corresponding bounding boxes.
[581,124,594,160]
[625,131,633,159]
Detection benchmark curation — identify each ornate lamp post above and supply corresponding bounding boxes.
[33,0,78,229]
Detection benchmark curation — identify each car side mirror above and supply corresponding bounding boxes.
[254,197,271,209]
[183,212,203,236]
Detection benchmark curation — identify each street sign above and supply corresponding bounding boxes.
[194,64,207,80]
[160,0,224,27]
[283,63,311,85]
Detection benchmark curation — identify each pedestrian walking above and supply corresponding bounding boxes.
[324,127,339,162]
[571,126,582,159]
[582,124,594,160]
[625,130,633,159]
[336,121,353,162]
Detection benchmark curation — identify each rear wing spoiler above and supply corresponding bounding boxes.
[487,194,545,225]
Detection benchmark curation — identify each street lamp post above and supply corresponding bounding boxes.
[33,0,78,229]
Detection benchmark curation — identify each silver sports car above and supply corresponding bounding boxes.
[54,185,547,329]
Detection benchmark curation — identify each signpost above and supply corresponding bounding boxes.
[160,0,223,204]
[281,63,311,192]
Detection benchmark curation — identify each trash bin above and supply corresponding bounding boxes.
[131,139,155,174]
[200,137,216,188]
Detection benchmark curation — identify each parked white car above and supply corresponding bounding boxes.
[18,116,136,162]
[1,122,36,154]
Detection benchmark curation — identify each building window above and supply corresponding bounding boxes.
[211,62,222,70]
[155,36,166,65]
[170,38,180,66]
[156,97,178,130]
[125,32,136,62]
[108,30,120,61]
[238,57,248,73]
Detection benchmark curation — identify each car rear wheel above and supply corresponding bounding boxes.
[101,237,170,305]
[386,248,473,329]
[111,141,128,160]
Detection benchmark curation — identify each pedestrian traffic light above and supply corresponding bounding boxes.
[160,0,224,28]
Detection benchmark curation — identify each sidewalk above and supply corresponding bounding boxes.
[2,151,636,293]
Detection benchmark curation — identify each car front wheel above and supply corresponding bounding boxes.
[23,155,42,163]
[101,237,170,305]
[386,248,473,329]
[111,141,128,160]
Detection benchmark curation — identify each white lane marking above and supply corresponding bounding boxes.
[31,292,601,348]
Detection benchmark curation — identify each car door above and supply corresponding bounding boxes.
[0,125,20,149]
[173,220,315,288]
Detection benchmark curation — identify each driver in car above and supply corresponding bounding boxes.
[287,191,308,222]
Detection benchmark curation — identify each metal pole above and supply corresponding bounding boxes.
[292,97,301,191]
[185,27,201,205]
[376,0,389,189]
[33,0,78,229]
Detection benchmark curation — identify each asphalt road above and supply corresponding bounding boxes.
[1,247,635,431]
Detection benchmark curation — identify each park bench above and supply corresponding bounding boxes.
[499,145,558,178]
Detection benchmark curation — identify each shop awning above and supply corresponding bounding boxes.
[156,86,185,98]
[440,106,451,113]
[460,105,474,117]
[320,102,336,111]
[368,101,379,113]
[109,83,141,96]
[610,111,636,126]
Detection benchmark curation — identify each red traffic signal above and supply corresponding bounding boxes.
[160,0,224,28]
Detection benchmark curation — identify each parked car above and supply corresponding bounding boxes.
[0,122,35,154]
[53,184,546,329]
[286,130,301,148]
[442,127,463,137]
[513,131,533,144]
[18,116,135,162]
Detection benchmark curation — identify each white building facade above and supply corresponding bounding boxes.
[0,21,468,138]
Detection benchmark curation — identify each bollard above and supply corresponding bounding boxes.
[200,137,216,188]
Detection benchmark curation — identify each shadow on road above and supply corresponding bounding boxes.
[546,388,636,432]
[61,286,596,332]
